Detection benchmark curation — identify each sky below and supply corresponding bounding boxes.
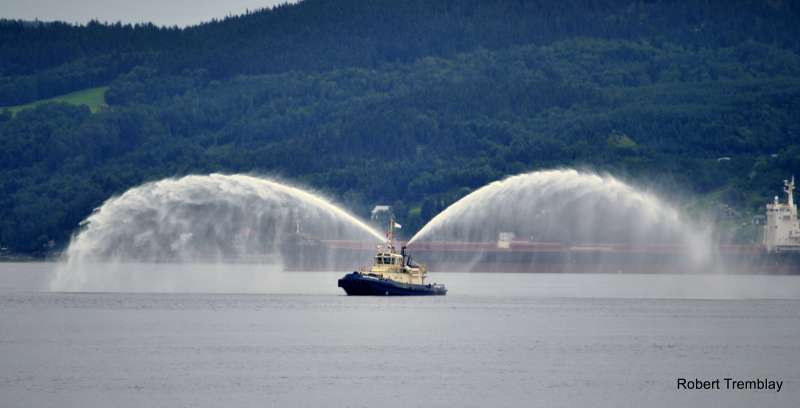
[0,0,299,27]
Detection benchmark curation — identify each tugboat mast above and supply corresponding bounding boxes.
[385,216,402,251]
[386,216,395,244]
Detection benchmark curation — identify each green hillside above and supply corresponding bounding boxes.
[3,86,107,115]
[1,1,800,254]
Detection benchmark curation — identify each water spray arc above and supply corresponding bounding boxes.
[406,169,714,272]
[50,174,384,291]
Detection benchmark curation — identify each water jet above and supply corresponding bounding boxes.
[407,169,714,273]
[50,174,383,291]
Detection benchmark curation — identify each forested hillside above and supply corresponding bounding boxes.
[2,0,800,254]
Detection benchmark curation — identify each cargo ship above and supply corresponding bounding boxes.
[283,177,800,274]
[337,220,446,296]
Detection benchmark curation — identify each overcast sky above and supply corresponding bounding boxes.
[0,0,299,27]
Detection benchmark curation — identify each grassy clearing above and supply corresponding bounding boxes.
[3,86,108,116]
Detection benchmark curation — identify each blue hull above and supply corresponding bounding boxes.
[338,272,447,296]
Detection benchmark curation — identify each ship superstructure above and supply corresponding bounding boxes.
[764,176,800,253]
[361,220,428,284]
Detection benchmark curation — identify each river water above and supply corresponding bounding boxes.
[1,263,799,407]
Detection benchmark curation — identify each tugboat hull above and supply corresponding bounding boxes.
[338,272,447,296]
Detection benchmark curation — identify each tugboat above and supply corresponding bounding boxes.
[338,219,447,296]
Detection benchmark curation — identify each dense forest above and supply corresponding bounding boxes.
[2,0,800,254]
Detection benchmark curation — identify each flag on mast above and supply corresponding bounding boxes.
[393,222,402,229]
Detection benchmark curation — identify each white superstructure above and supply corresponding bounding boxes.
[764,176,800,252]
[497,232,515,249]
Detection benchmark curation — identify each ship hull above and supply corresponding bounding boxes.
[338,272,447,296]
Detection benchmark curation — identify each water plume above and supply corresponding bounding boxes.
[50,174,383,291]
[408,169,714,272]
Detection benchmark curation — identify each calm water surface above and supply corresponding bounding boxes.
[1,263,799,407]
